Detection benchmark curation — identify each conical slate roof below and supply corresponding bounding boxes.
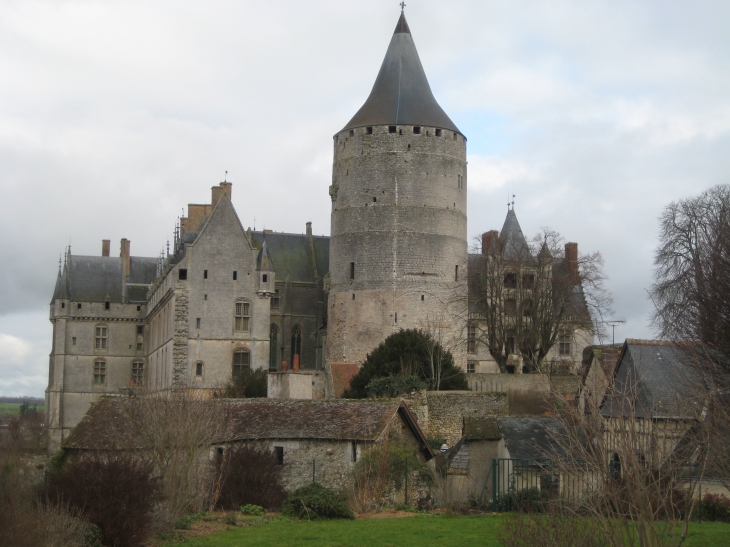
[341,12,460,134]
[51,266,68,303]
[499,209,532,261]
[256,240,274,272]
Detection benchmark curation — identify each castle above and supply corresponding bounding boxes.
[45,12,591,452]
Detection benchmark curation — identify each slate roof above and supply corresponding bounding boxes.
[63,398,433,458]
[52,254,158,304]
[341,12,460,134]
[601,340,704,419]
[250,231,329,284]
[498,209,532,262]
[496,417,569,460]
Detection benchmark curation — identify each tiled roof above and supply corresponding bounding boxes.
[63,398,433,452]
[331,363,360,397]
[601,340,704,419]
[496,417,568,460]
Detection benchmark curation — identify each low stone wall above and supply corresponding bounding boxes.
[548,374,581,398]
[467,373,550,393]
[403,391,508,447]
[268,371,326,400]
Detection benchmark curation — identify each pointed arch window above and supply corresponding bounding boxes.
[269,324,279,370]
[290,326,302,368]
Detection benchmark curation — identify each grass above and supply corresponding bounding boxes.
[0,403,44,415]
[166,514,730,547]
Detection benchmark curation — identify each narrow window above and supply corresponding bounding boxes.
[196,361,204,377]
[232,349,251,376]
[352,293,355,300]
[233,271,237,280]
[93,359,106,384]
[94,326,108,349]
[72,337,76,345]
[61,302,65,308]
[349,129,354,137]
[352,442,358,462]
[77,303,81,309]
[263,274,268,283]
[366,126,373,134]
[196,318,201,329]
[178,268,188,280]
[467,324,476,353]
[131,361,144,385]
[373,197,377,202]
[290,326,302,368]
[559,330,572,356]
[413,126,421,134]
[506,336,515,355]
[421,295,424,301]
[204,294,208,301]
[137,325,144,335]
[234,301,250,332]
[455,265,459,281]
[467,361,477,374]
[136,305,141,311]
[271,290,280,309]
[394,312,398,324]
[204,269,208,279]
[269,324,279,370]
[136,342,143,351]
[399,129,403,135]
[349,262,355,279]
[275,446,284,465]
[407,144,411,149]
[453,132,457,140]
[389,126,396,134]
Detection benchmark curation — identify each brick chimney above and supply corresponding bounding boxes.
[481,230,499,254]
[306,222,312,237]
[565,242,579,283]
[120,238,131,277]
[212,182,233,206]
[101,239,110,257]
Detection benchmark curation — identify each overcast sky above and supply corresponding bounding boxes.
[1,0,728,397]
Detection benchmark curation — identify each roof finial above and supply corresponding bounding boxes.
[512,194,515,210]
[400,2,406,12]
[224,170,228,182]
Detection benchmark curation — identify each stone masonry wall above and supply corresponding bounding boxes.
[327,124,469,368]
[404,391,508,447]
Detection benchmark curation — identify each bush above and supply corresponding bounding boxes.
[281,483,354,520]
[344,329,468,398]
[496,487,552,513]
[216,445,287,511]
[240,504,265,516]
[46,452,163,547]
[217,368,268,398]
[696,493,730,522]
[366,375,427,398]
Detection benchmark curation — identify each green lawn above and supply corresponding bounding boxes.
[171,514,730,547]
[0,403,44,415]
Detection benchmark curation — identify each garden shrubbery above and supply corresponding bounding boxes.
[216,445,287,511]
[281,483,354,520]
[696,493,730,522]
[46,452,163,547]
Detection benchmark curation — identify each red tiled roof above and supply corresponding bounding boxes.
[331,363,360,398]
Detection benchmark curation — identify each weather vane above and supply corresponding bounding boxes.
[400,2,406,12]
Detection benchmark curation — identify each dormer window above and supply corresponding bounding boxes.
[263,274,268,283]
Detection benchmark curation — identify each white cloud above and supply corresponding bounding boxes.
[0,333,32,364]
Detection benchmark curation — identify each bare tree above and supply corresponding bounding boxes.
[469,228,611,373]
[650,184,730,490]
[116,388,229,525]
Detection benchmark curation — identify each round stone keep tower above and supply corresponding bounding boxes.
[327,12,468,368]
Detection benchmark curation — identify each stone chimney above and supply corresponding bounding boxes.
[306,222,312,237]
[102,239,110,257]
[565,242,579,283]
[481,230,499,254]
[120,238,131,277]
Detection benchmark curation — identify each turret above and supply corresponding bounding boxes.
[327,11,468,367]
